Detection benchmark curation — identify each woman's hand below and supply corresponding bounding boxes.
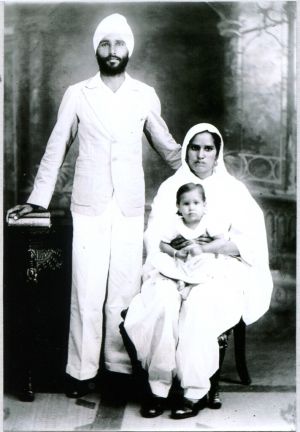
[194,235,214,245]
[175,244,202,260]
[160,240,190,261]
[195,234,240,257]
[175,249,190,261]
[170,235,193,250]
[184,244,203,257]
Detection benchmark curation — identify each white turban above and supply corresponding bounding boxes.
[93,13,134,57]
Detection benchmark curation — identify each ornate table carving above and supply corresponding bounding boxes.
[4,212,72,401]
[26,247,62,283]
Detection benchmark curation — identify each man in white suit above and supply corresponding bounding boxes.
[8,13,182,398]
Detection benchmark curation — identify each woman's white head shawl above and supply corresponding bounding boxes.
[93,13,134,57]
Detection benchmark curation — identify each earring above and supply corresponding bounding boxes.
[213,160,218,174]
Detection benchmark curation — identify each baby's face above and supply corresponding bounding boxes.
[178,189,205,226]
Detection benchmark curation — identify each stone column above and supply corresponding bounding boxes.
[284,2,296,194]
[4,25,18,208]
[15,8,50,202]
[209,3,242,151]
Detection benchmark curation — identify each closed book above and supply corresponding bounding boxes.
[7,212,51,227]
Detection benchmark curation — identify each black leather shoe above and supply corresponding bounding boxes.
[140,395,166,418]
[208,390,222,409]
[65,376,95,399]
[171,396,207,420]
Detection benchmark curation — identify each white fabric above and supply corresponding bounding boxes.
[144,123,273,325]
[149,213,230,284]
[161,213,228,242]
[125,268,244,399]
[124,122,273,400]
[92,13,134,56]
[151,254,234,286]
[27,71,181,376]
[66,198,144,379]
[27,73,181,216]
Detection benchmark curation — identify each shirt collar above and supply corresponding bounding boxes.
[85,72,135,92]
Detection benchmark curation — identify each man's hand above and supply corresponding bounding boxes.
[6,204,35,222]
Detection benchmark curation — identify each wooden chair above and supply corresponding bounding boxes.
[208,318,251,408]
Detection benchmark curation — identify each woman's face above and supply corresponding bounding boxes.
[186,132,218,179]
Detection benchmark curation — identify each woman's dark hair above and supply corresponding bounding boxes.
[188,130,221,158]
[176,182,206,205]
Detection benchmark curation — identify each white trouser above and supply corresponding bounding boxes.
[66,199,144,380]
[125,263,244,400]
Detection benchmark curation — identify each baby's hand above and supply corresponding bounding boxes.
[185,244,203,257]
[175,249,189,261]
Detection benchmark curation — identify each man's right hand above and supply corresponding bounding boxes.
[6,204,35,222]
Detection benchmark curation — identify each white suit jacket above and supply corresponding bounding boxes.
[28,72,181,216]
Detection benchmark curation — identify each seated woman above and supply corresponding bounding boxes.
[123,123,273,420]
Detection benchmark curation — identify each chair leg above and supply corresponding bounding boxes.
[208,369,221,408]
[208,337,228,409]
[234,319,251,385]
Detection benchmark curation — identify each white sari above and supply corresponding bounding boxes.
[124,123,273,400]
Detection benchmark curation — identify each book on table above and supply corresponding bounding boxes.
[7,212,51,227]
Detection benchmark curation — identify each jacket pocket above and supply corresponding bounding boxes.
[71,167,94,206]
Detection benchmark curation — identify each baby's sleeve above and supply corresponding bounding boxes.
[160,216,180,243]
[161,225,177,243]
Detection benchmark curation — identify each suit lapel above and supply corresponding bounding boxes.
[81,73,116,139]
[81,73,142,140]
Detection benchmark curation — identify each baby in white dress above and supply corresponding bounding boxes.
[149,182,230,299]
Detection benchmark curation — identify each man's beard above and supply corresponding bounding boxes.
[96,53,129,76]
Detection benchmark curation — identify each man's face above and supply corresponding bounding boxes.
[96,33,129,75]
[186,132,218,179]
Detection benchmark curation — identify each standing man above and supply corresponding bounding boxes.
[8,13,181,398]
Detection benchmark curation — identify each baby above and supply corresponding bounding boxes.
[150,182,229,299]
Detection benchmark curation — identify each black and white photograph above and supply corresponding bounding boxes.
[2,0,297,431]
